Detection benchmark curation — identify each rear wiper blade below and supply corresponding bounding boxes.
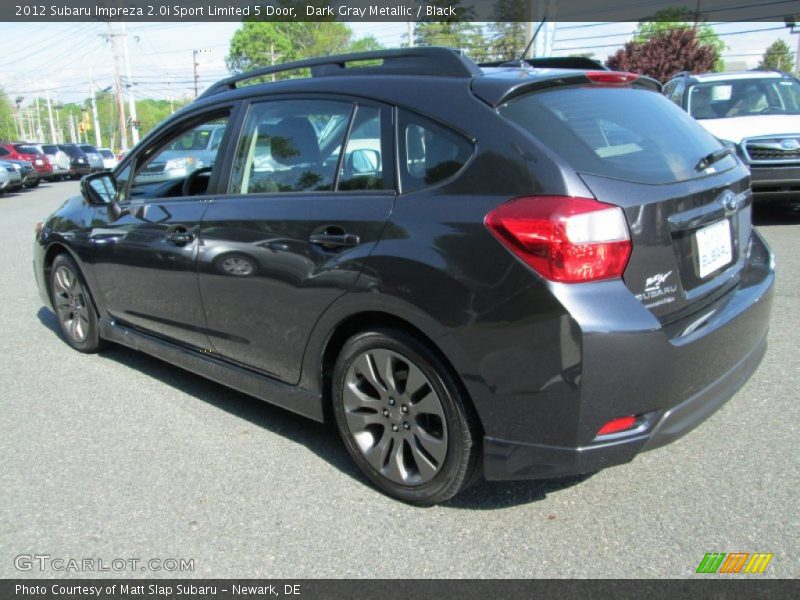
[695,146,733,171]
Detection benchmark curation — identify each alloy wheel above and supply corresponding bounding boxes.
[52,265,91,343]
[342,348,448,485]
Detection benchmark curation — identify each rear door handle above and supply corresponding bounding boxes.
[308,232,360,249]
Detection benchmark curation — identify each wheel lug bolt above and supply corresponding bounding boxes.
[383,409,389,417]
[392,424,399,432]
[403,422,410,430]
[401,405,408,413]
[388,398,395,406]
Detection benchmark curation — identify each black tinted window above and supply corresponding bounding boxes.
[59,145,82,158]
[230,99,352,194]
[399,111,472,193]
[500,86,737,185]
[41,145,58,154]
[79,145,97,153]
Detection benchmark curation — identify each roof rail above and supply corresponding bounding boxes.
[479,56,608,71]
[200,47,482,98]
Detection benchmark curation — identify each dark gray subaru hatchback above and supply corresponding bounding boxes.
[34,48,774,504]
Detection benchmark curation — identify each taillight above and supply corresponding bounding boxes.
[484,196,631,283]
[586,71,639,85]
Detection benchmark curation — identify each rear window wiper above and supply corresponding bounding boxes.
[695,146,733,172]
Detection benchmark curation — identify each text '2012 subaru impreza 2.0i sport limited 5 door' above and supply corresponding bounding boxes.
[33,48,775,505]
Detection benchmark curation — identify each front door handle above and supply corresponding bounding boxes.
[165,227,195,246]
[308,232,360,250]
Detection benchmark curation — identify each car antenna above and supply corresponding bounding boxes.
[503,17,547,68]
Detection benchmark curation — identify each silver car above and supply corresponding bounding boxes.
[78,144,105,172]
[0,160,24,191]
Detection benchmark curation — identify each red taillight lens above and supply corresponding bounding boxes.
[484,196,631,283]
[586,70,639,85]
[597,415,638,436]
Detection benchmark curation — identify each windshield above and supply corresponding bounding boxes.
[500,86,737,185]
[688,77,800,119]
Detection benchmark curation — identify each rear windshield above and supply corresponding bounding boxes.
[79,145,98,153]
[41,145,58,154]
[99,149,114,158]
[500,86,737,185]
[59,145,83,158]
[14,144,40,154]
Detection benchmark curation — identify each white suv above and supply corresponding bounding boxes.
[663,70,800,202]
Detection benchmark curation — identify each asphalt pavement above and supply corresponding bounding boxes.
[1,181,798,578]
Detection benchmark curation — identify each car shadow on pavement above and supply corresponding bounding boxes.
[37,306,591,510]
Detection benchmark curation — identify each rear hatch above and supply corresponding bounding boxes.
[498,81,750,322]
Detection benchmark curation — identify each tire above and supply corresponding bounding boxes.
[49,254,105,353]
[332,328,480,505]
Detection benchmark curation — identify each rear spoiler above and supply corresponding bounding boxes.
[472,71,663,107]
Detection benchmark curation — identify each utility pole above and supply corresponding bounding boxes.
[120,21,139,146]
[68,113,77,144]
[193,48,211,98]
[89,70,102,148]
[34,92,42,140]
[46,90,56,143]
[103,22,128,152]
[407,21,414,47]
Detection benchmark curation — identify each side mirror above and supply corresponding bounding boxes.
[80,171,117,206]
[348,149,380,174]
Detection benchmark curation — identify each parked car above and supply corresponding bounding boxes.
[663,70,800,202]
[57,144,91,179]
[133,123,225,184]
[0,143,52,180]
[0,160,24,191]
[3,158,39,188]
[0,165,9,193]
[34,48,774,505]
[98,147,118,170]
[77,144,105,172]
[37,144,71,180]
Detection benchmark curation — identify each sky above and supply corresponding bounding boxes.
[0,20,795,108]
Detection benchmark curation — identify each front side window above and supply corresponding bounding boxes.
[398,110,473,193]
[131,114,229,196]
[230,99,353,194]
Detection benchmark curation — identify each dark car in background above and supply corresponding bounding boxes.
[33,48,774,504]
[57,144,92,179]
[0,143,51,182]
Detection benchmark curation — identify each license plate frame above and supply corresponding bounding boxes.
[695,219,733,278]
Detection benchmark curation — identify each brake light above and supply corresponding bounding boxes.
[586,71,639,85]
[484,196,631,283]
[597,415,638,436]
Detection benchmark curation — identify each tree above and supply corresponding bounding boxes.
[226,21,383,75]
[634,8,725,72]
[758,39,795,71]
[414,0,483,57]
[607,28,718,82]
[0,88,17,141]
[486,0,528,61]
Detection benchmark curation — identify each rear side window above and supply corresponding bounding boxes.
[398,110,473,193]
[500,86,737,185]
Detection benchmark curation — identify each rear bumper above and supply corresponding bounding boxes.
[482,230,774,481]
[749,164,800,200]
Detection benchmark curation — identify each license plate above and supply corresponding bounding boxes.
[695,219,732,278]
